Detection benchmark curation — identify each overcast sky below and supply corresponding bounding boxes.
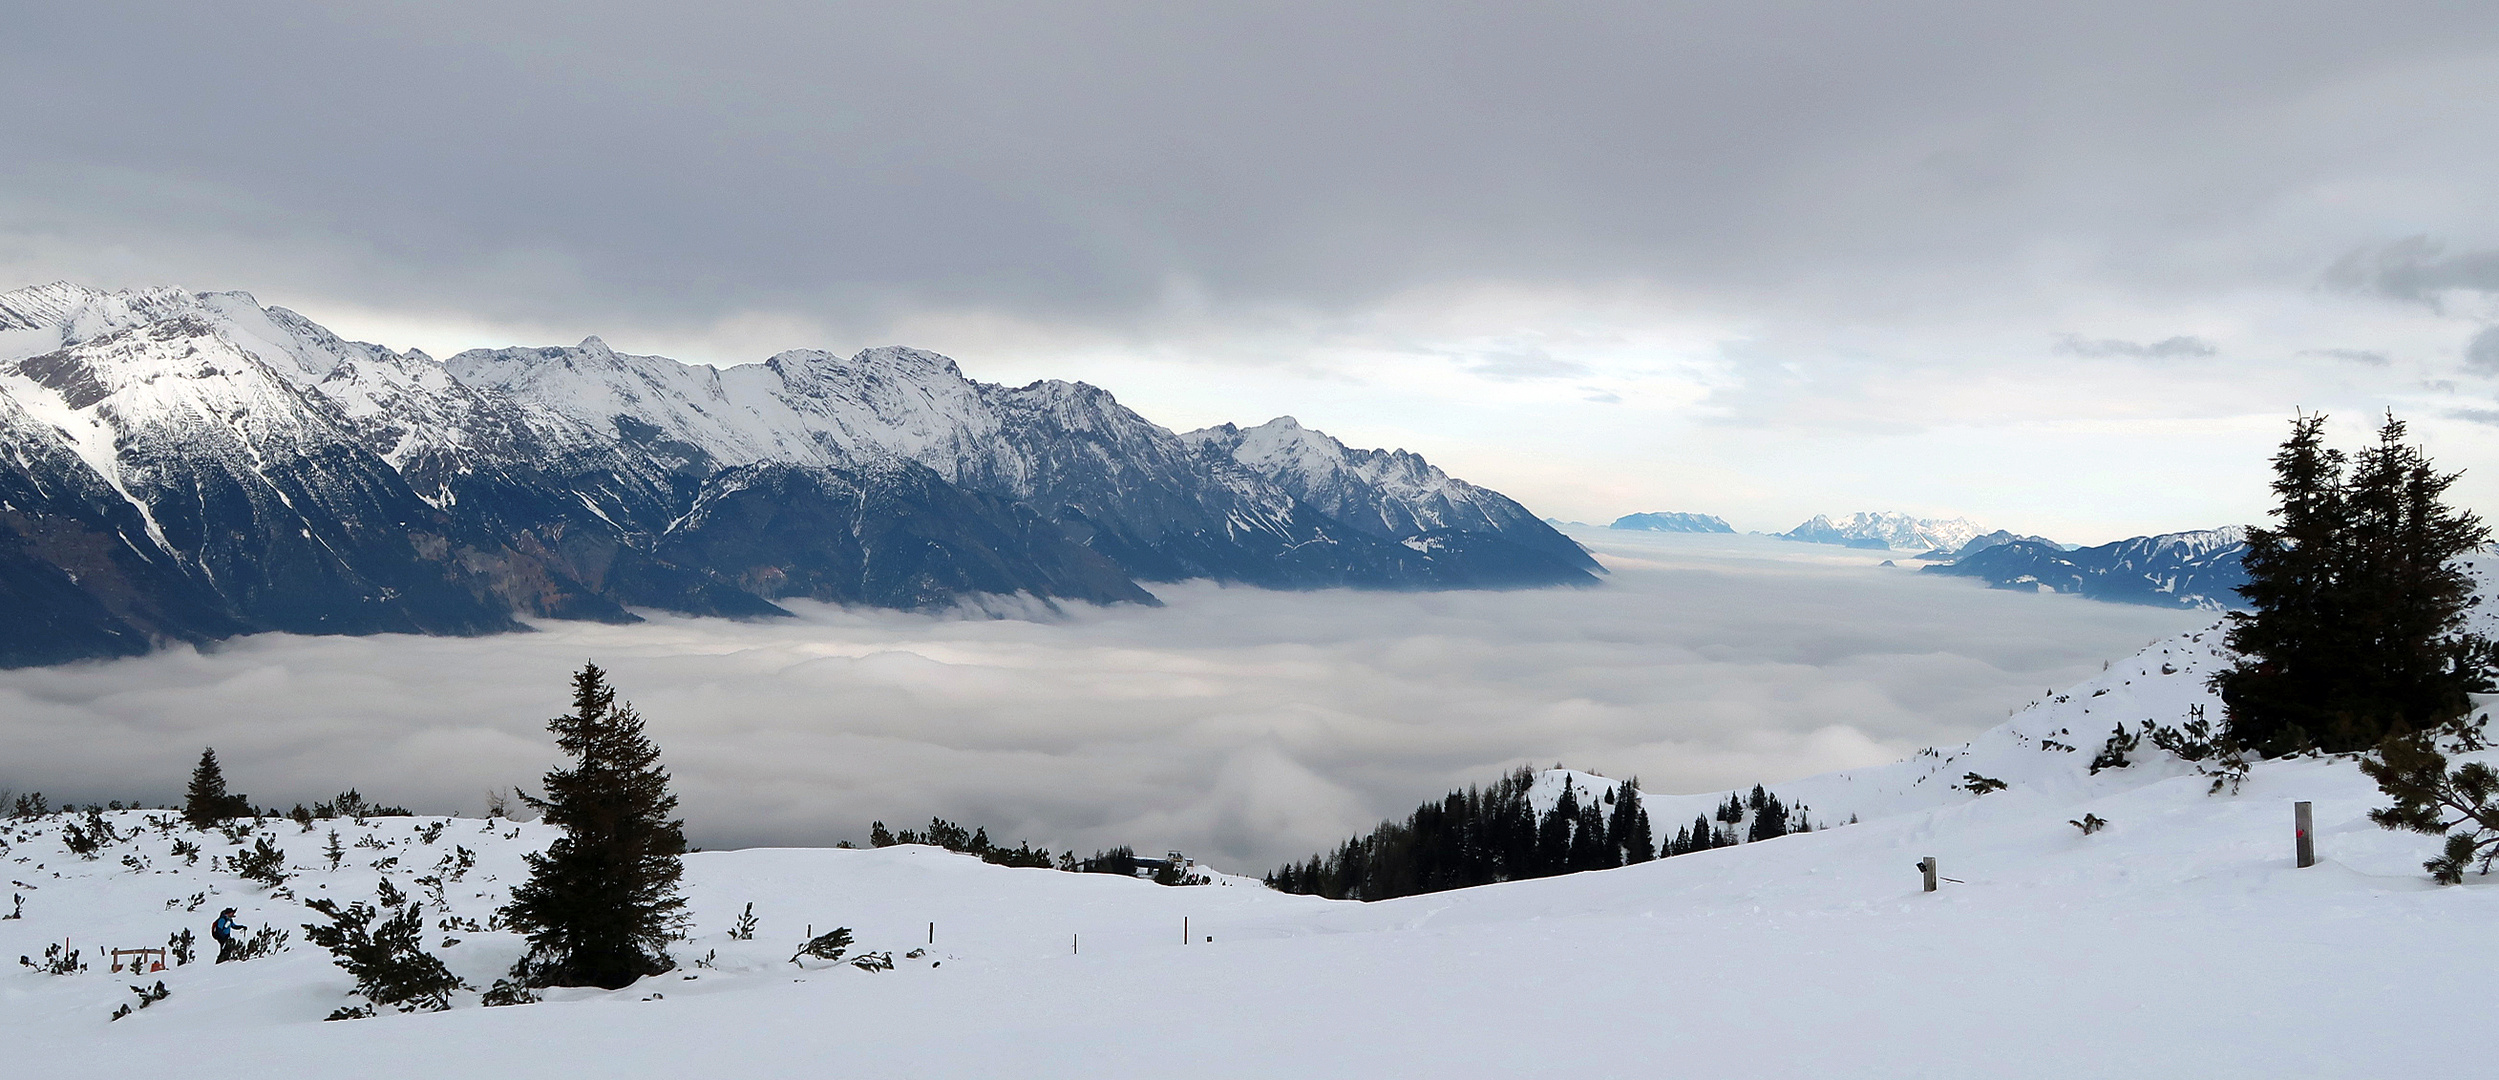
[6,2,2499,538]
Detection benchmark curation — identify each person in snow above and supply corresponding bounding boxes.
[212,908,245,963]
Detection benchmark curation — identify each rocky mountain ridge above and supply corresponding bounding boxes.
[0,283,1595,665]
[1921,527,2251,609]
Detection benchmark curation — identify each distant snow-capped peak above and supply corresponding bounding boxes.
[1783,511,1988,552]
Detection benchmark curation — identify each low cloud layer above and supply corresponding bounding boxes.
[0,533,2203,871]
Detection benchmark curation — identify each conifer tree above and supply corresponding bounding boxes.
[1570,796,1611,871]
[1748,787,1790,842]
[2360,718,2499,884]
[500,663,689,989]
[2217,413,2495,754]
[183,748,248,828]
[1536,782,1579,877]
[1610,779,1654,864]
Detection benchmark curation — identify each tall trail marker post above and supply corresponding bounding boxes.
[1919,857,1938,892]
[2295,801,2315,868]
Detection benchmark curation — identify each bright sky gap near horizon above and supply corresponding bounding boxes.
[7,3,2499,542]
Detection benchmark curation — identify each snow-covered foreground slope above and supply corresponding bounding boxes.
[7,749,2490,1078]
[8,627,2495,1079]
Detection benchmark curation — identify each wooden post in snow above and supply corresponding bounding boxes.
[1919,856,1938,892]
[2295,801,2315,868]
[1183,917,1188,944]
[928,922,934,945]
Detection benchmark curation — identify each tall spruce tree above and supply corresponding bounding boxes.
[1747,786,1789,842]
[1570,796,1611,871]
[501,663,689,989]
[1609,779,1654,864]
[183,747,248,828]
[2216,413,2495,755]
[1534,781,1579,878]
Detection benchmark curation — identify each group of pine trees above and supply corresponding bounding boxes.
[868,817,1057,869]
[1266,771,1817,901]
[1659,785,1808,857]
[2217,412,2496,756]
[2219,412,2499,883]
[867,818,1196,882]
[1263,768,1815,901]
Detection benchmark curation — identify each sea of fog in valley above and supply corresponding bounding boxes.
[0,529,2207,870]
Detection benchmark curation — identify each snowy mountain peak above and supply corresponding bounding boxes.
[1,282,206,352]
[1184,416,1596,573]
[0,284,1596,664]
[0,281,106,330]
[1781,511,1987,552]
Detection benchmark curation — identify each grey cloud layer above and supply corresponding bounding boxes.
[5,2,2496,331]
[2328,237,2499,309]
[2053,335,2218,360]
[0,533,2202,870]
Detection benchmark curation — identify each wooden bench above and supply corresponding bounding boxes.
[110,947,168,973]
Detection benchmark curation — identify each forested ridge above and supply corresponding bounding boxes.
[1266,768,1814,901]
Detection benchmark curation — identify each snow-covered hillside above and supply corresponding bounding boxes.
[1925,527,2253,610]
[7,622,2494,1078]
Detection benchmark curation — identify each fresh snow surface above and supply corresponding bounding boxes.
[8,619,2496,1078]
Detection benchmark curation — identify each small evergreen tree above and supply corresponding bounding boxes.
[303,887,465,1017]
[2361,714,2499,884]
[499,663,689,990]
[233,835,287,886]
[184,748,250,828]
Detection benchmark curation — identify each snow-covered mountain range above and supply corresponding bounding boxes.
[1922,528,2065,560]
[0,283,1596,666]
[1777,511,1987,552]
[1922,527,2251,610]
